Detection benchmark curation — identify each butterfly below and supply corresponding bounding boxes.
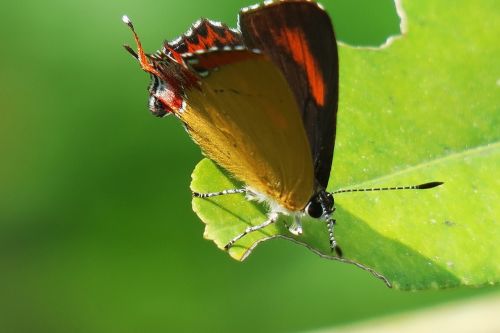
[123,0,442,256]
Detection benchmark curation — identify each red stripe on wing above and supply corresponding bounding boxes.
[169,19,243,55]
[275,27,325,107]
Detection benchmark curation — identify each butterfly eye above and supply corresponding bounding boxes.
[305,197,324,218]
[147,75,171,117]
[148,95,169,117]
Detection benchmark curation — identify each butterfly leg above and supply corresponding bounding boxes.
[225,212,279,250]
[325,207,342,257]
[192,188,246,198]
[287,215,303,235]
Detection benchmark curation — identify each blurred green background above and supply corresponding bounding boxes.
[0,0,496,332]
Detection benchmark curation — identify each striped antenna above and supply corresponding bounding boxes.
[332,181,443,195]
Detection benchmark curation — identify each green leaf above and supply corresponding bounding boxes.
[190,0,500,290]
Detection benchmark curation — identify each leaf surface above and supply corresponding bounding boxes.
[191,0,500,289]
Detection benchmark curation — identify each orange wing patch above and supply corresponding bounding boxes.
[275,28,325,107]
[184,22,240,53]
[169,19,243,55]
[180,54,315,211]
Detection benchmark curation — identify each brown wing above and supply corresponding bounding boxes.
[238,1,339,190]
[179,50,314,211]
[168,19,243,55]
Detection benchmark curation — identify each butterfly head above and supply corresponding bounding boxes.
[122,15,200,117]
[146,74,171,117]
[305,191,334,218]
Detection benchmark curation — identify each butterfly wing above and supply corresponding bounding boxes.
[180,50,314,211]
[238,1,339,190]
[125,15,315,210]
[168,19,243,54]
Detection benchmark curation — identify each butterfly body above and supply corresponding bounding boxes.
[123,0,341,253]
[123,1,443,256]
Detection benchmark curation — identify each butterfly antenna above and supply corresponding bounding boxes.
[121,15,160,76]
[332,181,443,194]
